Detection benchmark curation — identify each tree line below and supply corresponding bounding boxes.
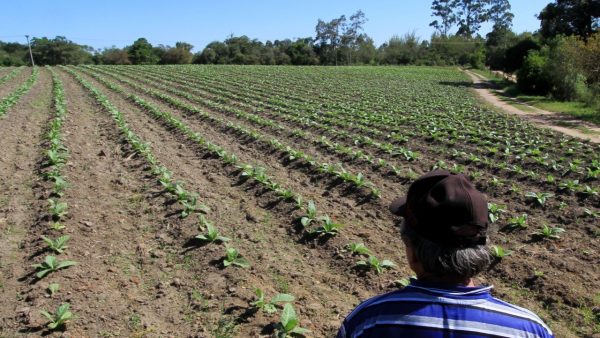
[1,0,598,105]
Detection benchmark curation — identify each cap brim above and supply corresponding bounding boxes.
[389,197,407,216]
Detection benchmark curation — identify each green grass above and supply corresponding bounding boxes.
[470,68,600,125]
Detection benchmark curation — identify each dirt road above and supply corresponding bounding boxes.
[464,69,600,143]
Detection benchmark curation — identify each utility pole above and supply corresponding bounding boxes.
[25,35,35,67]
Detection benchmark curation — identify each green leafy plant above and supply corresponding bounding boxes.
[487,203,506,223]
[46,148,67,166]
[48,283,60,297]
[559,179,580,193]
[394,277,413,287]
[50,221,66,230]
[48,199,68,219]
[533,224,565,240]
[196,217,230,243]
[275,303,310,338]
[507,214,528,229]
[40,303,73,330]
[491,245,512,259]
[300,200,317,227]
[525,191,553,207]
[52,176,69,197]
[41,235,70,254]
[346,243,371,256]
[32,255,77,279]
[250,288,295,314]
[583,208,599,218]
[313,215,343,236]
[580,185,599,197]
[356,255,395,274]
[223,248,250,268]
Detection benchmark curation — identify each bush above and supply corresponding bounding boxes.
[517,50,551,95]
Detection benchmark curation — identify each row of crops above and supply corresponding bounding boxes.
[0,64,598,336]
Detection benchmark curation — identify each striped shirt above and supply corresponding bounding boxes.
[337,279,554,338]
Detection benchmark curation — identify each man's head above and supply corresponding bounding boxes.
[390,170,492,281]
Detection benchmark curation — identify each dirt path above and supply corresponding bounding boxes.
[463,69,600,143]
[0,67,52,335]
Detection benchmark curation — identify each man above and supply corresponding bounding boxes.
[337,170,554,338]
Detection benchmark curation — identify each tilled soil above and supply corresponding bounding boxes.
[0,66,598,338]
[0,67,31,99]
[0,67,52,334]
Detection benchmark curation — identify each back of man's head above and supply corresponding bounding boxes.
[390,170,492,279]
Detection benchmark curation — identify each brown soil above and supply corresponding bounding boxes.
[0,65,597,338]
[0,67,53,334]
[0,67,31,99]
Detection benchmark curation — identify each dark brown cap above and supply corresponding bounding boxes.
[390,170,488,248]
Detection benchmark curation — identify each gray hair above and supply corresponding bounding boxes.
[400,222,492,279]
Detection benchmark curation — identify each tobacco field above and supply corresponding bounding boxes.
[0,65,598,337]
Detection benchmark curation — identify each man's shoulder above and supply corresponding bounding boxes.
[339,285,554,338]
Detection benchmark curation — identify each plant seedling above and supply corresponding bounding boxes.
[533,224,565,240]
[356,255,395,274]
[507,214,528,229]
[48,199,68,219]
[487,203,505,223]
[491,245,511,259]
[313,215,343,236]
[196,220,230,243]
[40,303,73,330]
[48,283,60,297]
[52,176,69,197]
[180,195,207,218]
[559,180,580,193]
[223,248,250,268]
[525,192,553,207]
[300,200,317,227]
[347,243,371,256]
[293,195,304,210]
[394,277,413,287]
[580,185,599,197]
[275,303,310,338]
[50,221,66,231]
[250,288,295,314]
[32,255,77,279]
[41,235,70,254]
[583,208,599,218]
[46,149,67,166]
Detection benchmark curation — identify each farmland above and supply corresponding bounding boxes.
[0,65,598,337]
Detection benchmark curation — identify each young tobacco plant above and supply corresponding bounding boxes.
[47,283,60,297]
[487,203,506,223]
[346,243,371,256]
[507,214,528,229]
[491,245,512,259]
[533,224,565,240]
[300,200,317,228]
[223,248,250,268]
[48,199,68,219]
[313,215,343,236]
[250,288,295,314]
[196,216,230,243]
[356,255,395,274]
[525,192,553,207]
[275,303,310,338]
[41,235,70,254]
[40,303,73,330]
[33,255,77,279]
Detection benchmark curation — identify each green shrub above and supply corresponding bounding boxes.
[517,50,550,95]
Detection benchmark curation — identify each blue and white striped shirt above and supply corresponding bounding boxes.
[337,279,553,338]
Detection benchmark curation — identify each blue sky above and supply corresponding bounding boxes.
[1,0,550,52]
